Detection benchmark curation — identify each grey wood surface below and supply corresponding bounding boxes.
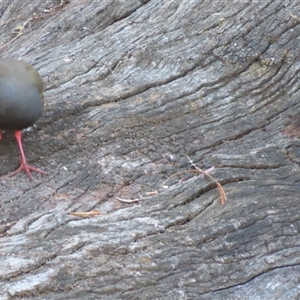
[0,1,300,299]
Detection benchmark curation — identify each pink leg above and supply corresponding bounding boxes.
[10,130,47,179]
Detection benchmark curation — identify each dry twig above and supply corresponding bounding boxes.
[116,197,140,203]
[69,211,100,218]
[161,155,227,205]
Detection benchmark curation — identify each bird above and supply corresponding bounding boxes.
[0,58,47,179]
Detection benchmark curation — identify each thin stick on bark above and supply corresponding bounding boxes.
[161,156,227,205]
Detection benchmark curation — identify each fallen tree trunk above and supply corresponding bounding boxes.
[0,0,300,299]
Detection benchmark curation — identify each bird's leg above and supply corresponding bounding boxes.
[9,130,47,179]
[0,130,2,140]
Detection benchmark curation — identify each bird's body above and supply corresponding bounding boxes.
[0,58,46,179]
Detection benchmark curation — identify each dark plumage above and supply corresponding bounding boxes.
[0,58,46,179]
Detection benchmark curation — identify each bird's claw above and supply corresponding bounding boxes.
[10,163,47,180]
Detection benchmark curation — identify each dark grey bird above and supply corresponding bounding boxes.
[0,58,47,179]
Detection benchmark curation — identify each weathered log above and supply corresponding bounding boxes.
[0,0,300,299]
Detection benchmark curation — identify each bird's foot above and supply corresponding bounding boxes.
[10,163,47,180]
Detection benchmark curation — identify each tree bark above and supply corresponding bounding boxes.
[0,0,300,299]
